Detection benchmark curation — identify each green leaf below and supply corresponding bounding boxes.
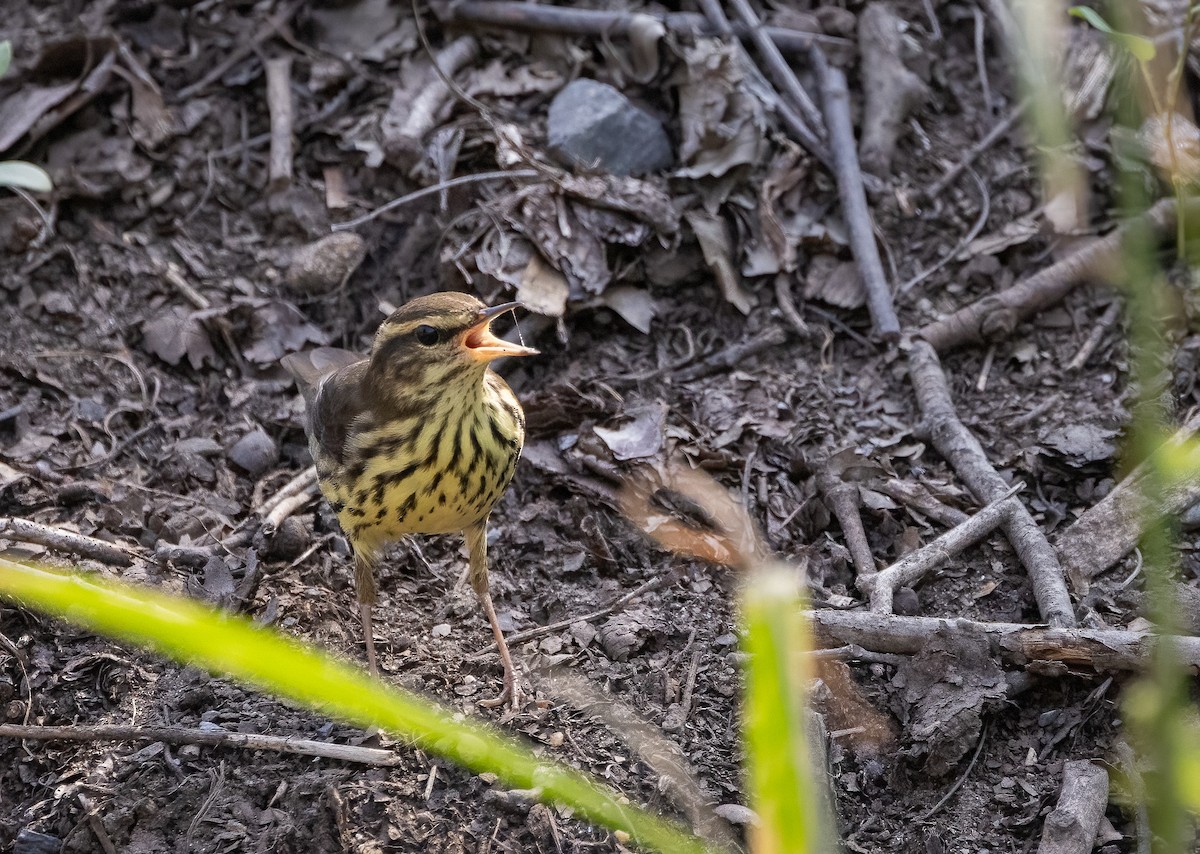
[741,566,829,853]
[0,559,720,854]
[1069,6,1156,61]
[0,41,10,79]
[0,160,53,192]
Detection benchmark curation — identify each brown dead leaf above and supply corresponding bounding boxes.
[242,302,329,365]
[759,144,809,273]
[600,286,656,334]
[465,59,563,98]
[595,402,667,461]
[684,210,756,314]
[310,0,411,61]
[517,252,569,318]
[803,255,865,309]
[556,174,680,235]
[515,189,610,296]
[674,39,765,179]
[0,37,116,154]
[141,306,217,370]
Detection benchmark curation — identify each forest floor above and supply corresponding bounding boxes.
[0,1,1190,852]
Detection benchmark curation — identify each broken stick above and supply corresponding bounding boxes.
[805,609,1200,672]
[919,198,1181,353]
[0,517,139,567]
[859,485,1020,613]
[908,339,1075,627]
[265,56,294,193]
[0,722,405,767]
[1037,760,1109,854]
[1057,409,1200,589]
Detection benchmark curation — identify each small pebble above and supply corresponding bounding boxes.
[227,428,278,477]
[267,516,309,561]
[660,703,686,733]
[431,623,451,638]
[547,731,564,747]
[14,829,62,854]
[547,79,673,176]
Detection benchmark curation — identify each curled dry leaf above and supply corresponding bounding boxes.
[684,210,756,314]
[517,252,569,318]
[674,39,765,179]
[515,187,611,296]
[594,401,667,461]
[803,255,865,310]
[600,285,656,334]
[310,0,410,62]
[625,14,667,83]
[0,37,116,155]
[141,306,217,370]
[242,302,329,365]
[556,174,680,234]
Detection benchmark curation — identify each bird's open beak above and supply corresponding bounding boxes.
[461,302,540,362]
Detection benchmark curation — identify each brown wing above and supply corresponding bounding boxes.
[281,347,363,406]
[282,347,367,465]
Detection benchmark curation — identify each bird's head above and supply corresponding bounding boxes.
[368,292,538,390]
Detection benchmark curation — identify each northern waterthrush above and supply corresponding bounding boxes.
[282,292,538,709]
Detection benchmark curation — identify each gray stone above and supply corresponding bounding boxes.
[14,829,62,854]
[227,428,278,476]
[547,79,672,176]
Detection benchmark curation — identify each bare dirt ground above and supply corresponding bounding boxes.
[0,1,1188,852]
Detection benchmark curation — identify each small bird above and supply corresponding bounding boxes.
[281,292,538,709]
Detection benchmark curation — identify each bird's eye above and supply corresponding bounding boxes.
[414,325,440,346]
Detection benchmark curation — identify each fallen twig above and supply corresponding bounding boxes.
[0,517,139,567]
[805,609,1200,671]
[175,0,303,102]
[0,723,406,767]
[265,56,294,193]
[727,0,824,136]
[1038,760,1109,854]
[875,479,970,528]
[384,35,479,168]
[674,326,788,382]
[859,485,1021,613]
[1056,409,1200,589]
[437,1,846,54]
[919,198,1179,353]
[816,464,876,580]
[263,481,320,535]
[331,169,541,232]
[1066,298,1122,371]
[923,105,1024,201]
[258,465,319,517]
[908,339,1075,627]
[694,0,830,169]
[78,793,118,854]
[809,48,901,341]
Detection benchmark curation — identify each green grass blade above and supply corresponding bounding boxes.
[741,566,828,853]
[0,559,720,854]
